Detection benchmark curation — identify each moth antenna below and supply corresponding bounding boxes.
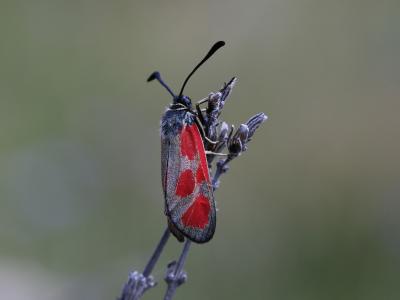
[147,71,176,98]
[178,41,225,98]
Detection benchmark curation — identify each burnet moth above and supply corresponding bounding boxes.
[147,41,226,243]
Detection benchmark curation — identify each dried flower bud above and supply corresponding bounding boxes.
[165,261,187,285]
[218,77,237,111]
[218,122,229,143]
[236,124,249,143]
[228,124,249,155]
[246,112,268,140]
[119,271,156,300]
[204,92,222,134]
[205,92,221,114]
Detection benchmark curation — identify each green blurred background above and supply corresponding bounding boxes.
[1,1,400,299]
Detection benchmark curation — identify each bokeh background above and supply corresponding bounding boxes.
[1,1,400,299]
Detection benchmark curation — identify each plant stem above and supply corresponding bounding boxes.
[143,227,171,277]
[118,227,170,300]
[212,157,232,190]
[164,240,192,300]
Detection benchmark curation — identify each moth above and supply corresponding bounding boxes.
[147,41,226,243]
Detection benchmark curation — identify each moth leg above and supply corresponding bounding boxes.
[195,117,218,145]
[195,103,206,126]
[196,97,209,105]
[194,96,211,125]
[204,135,217,145]
[205,151,227,156]
[194,98,220,146]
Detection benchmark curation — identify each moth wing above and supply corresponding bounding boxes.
[161,138,170,200]
[163,122,216,243]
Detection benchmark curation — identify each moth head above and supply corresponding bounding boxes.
[174,95,192,109]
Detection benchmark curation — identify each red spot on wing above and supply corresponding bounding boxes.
[196,166,206,183]
[181,194,211,229]
[181,124,211,183]
[175,169,195,198]
[180,125,197,160]
[194,129,210,183]
[197,147,210,182]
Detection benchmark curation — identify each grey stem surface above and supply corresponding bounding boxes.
[143,227,171,277]
[118,227,170,300]
[163,240,192,300]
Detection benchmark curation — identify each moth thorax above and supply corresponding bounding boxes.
[174,95,192,109]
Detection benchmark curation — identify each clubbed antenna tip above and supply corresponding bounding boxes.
[147,71,176,98]
[147,71,160,82]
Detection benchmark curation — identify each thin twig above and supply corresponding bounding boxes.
[163,240,192,300]
[118,228,170,300]
[212,157,232,190]
[143,228,171,277]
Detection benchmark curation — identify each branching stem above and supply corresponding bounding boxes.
[118,228,171,300]
[163,240,192,300]
[212,157,232,190]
